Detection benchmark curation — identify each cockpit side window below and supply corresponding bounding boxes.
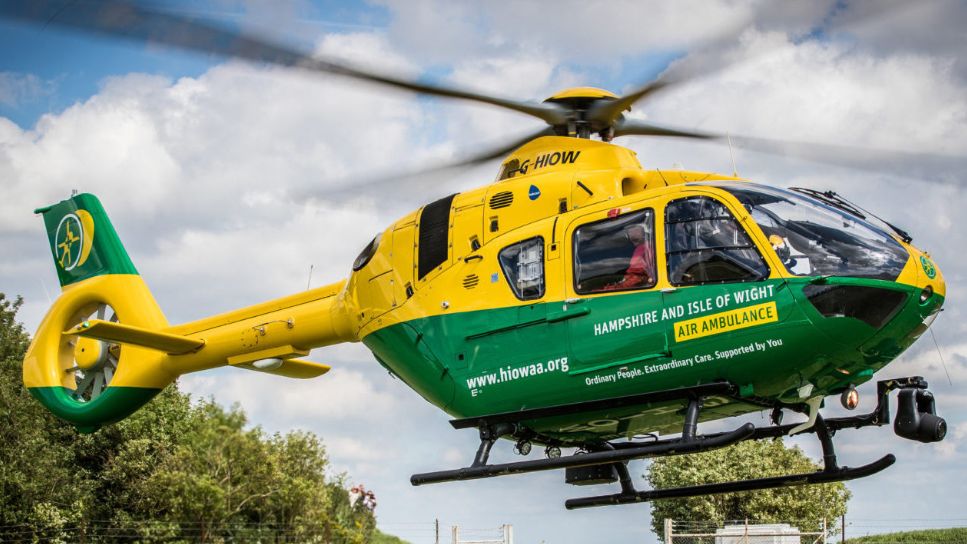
[573,209,657,294]
[499,237,545,300]
[665,196,769,285]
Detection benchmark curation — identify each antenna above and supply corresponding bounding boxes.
[929,325,954,386]
[306,264,314,290]
[39,278,53,305]
[727,133,738,177]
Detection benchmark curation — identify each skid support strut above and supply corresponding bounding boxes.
[410,396,750,486]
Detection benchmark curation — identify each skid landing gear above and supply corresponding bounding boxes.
[565,413,893,509]
[409,377,944,509]
[410,384,755,485]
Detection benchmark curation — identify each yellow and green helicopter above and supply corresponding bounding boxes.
[8,1,950,509]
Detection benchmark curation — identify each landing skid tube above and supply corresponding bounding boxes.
[412,389,747,486]
[565,414,894,509]
[567,454,895,508]
[411,422,755,485]
[411,377,931,509]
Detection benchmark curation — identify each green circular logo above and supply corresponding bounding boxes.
[920,255,937,279]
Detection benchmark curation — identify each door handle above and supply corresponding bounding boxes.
[547,306,590,322]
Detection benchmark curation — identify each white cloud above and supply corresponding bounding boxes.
[641,30,966,153]
[375,0,778,64]
[181,366,399,423]
[0,72,51,107]
[5,3,967,542]
[314,32,421,77]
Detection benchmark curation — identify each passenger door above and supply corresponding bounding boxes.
[563,207,668,376]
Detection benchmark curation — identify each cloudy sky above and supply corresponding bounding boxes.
[2,1,967,542]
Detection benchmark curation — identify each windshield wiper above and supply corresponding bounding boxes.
[791,188,912,244]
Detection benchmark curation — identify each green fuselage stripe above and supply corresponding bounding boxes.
[29,386,160,433]
[362,277,941,443]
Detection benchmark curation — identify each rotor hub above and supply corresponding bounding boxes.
[543,87,624,139]
[74,336,108,370]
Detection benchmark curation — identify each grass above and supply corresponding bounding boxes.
[845,527,967,543]
[373,529,411,544]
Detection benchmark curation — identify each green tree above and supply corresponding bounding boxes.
[647,439,850,540]
[0,294,387,543]
[0,294,92,541]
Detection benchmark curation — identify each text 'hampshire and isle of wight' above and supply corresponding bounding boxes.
[592,284,778,338]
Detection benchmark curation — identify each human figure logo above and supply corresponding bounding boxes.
[55,214,84,271]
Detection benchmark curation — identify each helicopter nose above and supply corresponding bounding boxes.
[898,245,945,303]
[857,245,946,359]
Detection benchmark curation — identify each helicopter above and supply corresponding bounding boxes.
[8,1,952,510]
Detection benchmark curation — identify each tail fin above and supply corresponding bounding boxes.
[36,193,138,287]
[26,193,350,433]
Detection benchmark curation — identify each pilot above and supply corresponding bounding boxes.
[602,223,655,291]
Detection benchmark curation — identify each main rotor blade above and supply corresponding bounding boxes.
[724,135,966,180]
[612,119,714,141]
[587,81,669,128]
[615,120,966,181]
[425,127,558,173]
[584,6,766,126]
[306,127,556,200]
[587,2,918,128]
[0,1,569,126]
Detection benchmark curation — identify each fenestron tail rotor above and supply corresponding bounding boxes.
[67,303,120,402]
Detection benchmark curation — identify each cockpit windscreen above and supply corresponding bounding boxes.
[705,183,909,281]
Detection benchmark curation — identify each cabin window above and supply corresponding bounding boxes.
[499,237,545,300]
[352,233,381,272]
[497,159,522,181]
[665,196,769,285]
[573,209,657,294]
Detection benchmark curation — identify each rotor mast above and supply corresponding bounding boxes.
[542,87,622,141]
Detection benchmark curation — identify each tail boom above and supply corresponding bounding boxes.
[26,193,356,432]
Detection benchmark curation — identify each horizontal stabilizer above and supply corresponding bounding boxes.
[65,319,204,355]
[237,357,331,379]
[226,345,331,378]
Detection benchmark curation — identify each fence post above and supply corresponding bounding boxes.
[452,525,458,544]
[504,524,513,544]
[664,518,673,543]
[744,518,749,544]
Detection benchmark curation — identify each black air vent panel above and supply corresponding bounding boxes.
[489,191,514,209]
[418,194,457,279]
